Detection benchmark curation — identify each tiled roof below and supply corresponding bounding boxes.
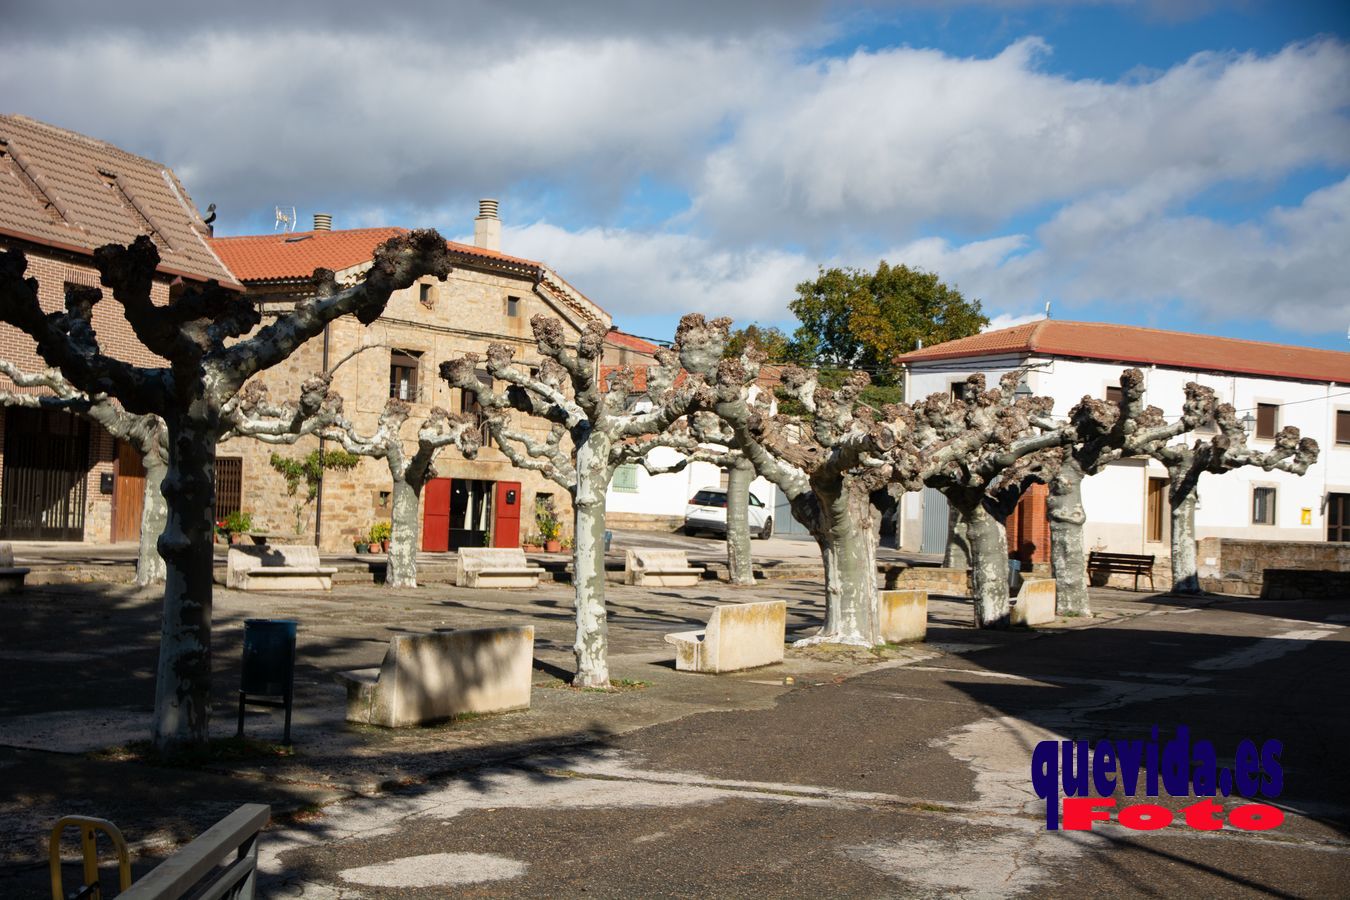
[210,227,544,283]
[605,330,661,354]
[896,320,1350,385]
[0,114,240,287]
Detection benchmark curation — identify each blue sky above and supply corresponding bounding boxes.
[4,0,1348,351]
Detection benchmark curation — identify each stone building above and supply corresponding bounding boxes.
[210,205,611,552]
[0,114,241,543]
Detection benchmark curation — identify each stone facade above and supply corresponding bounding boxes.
[1197,537,1350,596]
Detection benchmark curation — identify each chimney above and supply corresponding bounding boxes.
[473,199,500,251]
[313,213,332,232]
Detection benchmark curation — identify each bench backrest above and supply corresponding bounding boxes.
[1088,551,1155,569]
[120,803,269,899]
[0,542,12,567]
[704,600,786,670]
[459,547,529,572]
[375,626,534,724]
[625,548,690,572]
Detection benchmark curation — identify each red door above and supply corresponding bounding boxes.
[422,478,451,551]
[493,481,522,548]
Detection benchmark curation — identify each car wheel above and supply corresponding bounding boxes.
[758,518,773,540]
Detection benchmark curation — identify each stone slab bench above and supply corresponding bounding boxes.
[625,548,703,587]
[665,600,785,673]
[455,547,544,589]
[1010,577,1057,626]
[879,589,927,642]
[0,543,30,594]
[226,544,336,591]
[338,625,534,727]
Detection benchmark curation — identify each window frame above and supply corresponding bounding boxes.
[506,295,520,318]
[1335,409,1350,446]
[1251,485,1277,526]
[1254,402,1278,440]
[389,349,421,401]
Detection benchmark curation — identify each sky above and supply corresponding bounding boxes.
[4,1,1349,351]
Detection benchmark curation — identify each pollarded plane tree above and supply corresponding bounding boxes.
[708,351,897,645]
[1149,402,1318,594]
[0,231,454,749]
[441,314,726,687]
[1039,370,1217,615]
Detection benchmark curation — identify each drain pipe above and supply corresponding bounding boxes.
[314,322,330,547]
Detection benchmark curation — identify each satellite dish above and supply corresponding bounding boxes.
[274,206,296,233]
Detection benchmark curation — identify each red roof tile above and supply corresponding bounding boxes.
[0,114,240,287]
[896,320,1350,385]
[605,330,661,354]
[210,227,543,283]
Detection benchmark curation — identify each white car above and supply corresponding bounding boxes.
[684,487,774,539]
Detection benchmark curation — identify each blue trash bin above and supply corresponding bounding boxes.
[238,619,297,743]
[604,530,613,552]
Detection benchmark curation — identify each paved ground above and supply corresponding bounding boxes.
[1,563,1346,897]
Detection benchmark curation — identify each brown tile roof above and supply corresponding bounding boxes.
[895,319,1350,385]
[210,227,544,283]
[0,114,240,287]
[605,330,662,354]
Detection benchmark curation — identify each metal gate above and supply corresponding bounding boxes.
[0,408,90,541]
[920,487,949,555]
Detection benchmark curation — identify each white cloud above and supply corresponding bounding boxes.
[984,312,1047,331]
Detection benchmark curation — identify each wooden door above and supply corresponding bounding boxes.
[111,441,146,542]
[493,481,522,548]
[422,477,451,552]
[0,407,89,540]
[1146,477,1167,544]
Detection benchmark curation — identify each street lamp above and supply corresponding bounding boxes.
[1240,412,1256,436]
[1014,377,1033,399]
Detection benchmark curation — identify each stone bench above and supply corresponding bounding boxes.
[879,589,927,642]
[665,600,785,673]
[0,543,30,593]
[338,625,534,727]
[1010,577,1057,626]
[226,544,336,591]
[455,547,544,588]
[625,548,703,588]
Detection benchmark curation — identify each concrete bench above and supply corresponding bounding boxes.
[337,625,534,727]
[665,600,785,673]
[226,544,336,591]
[879,589,927,642]
[1011,577,1057,626]
[625,548,703,587]
[455,547,544,589]
[0,543,30,593]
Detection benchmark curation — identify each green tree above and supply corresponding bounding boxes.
[789,262,988,384]
[724,323,795,362]
[269,448,361,535]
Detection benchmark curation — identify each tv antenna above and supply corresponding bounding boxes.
[274,206,297,233]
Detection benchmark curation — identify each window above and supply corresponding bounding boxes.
[1105,385,1123,404]
[389,350,420,400]
[459,368,492,415]
[611,464,639,492]
[506,296,520,317]
[419,283,434,308]
[1252,487,1276,526]
[215,457,242,522]
[1146,477,1167,543]
[1336,410,1350,445]
[951,381,969,401]
[748,492,765,508]
[1328,493,1350,542]
[1256,403,1278,440]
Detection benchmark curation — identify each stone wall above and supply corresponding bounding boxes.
[884,565,969,596]
[1197,537,1350,597]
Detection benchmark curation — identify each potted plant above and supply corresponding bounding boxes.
[369,521,392,553]
[222,510,253,544]
[354,539,369,554]
[537,505,562,553]
[522,531,543,553]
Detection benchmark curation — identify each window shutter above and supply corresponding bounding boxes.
[1256,403,1277,439]
[1337,410,1350,445]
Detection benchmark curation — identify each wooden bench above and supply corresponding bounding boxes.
[455,547,544,589]
[226,544,336,591]
[119,803,269,899]
[625,548,703,587]
[337,625,534,727]
[1087,551,1156,591]
[1010,577,1057,626]
[0,543,30,593]
[665,600,786,673]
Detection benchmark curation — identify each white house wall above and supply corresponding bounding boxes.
[604,445,778,523]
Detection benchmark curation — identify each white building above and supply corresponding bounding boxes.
[895,320,1350,562]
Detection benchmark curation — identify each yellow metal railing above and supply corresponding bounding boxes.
[49,816,131,900]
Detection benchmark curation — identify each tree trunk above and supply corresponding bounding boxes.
[966,501,1011,628]
[943,503,970,569]
[1047,462,1090,616]
[571,437,611,688]
[724,459,755,586]
[797,482,880,646]
[1168,475,1200,594]
[151,412,219,750]
[134,448,168,587]
[387,474,422,589]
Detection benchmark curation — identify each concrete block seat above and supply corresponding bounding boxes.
[879,589,927,642]
[0,543,30,593]
[455,548,544,589]
[1010,577,1057,626]
[226,544,336,592]
[625,548,704,588]
[665,600,786,673]
[338,625,534,727]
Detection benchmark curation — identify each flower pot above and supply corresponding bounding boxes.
[368,543,382,554]
[230,533,246,545]
[523,544,541,553]
[354,543,368,554]
[545,540,561,553]
[381,539,390,553]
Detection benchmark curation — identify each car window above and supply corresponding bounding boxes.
[691,490,726,507]
[748,493,764,507]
